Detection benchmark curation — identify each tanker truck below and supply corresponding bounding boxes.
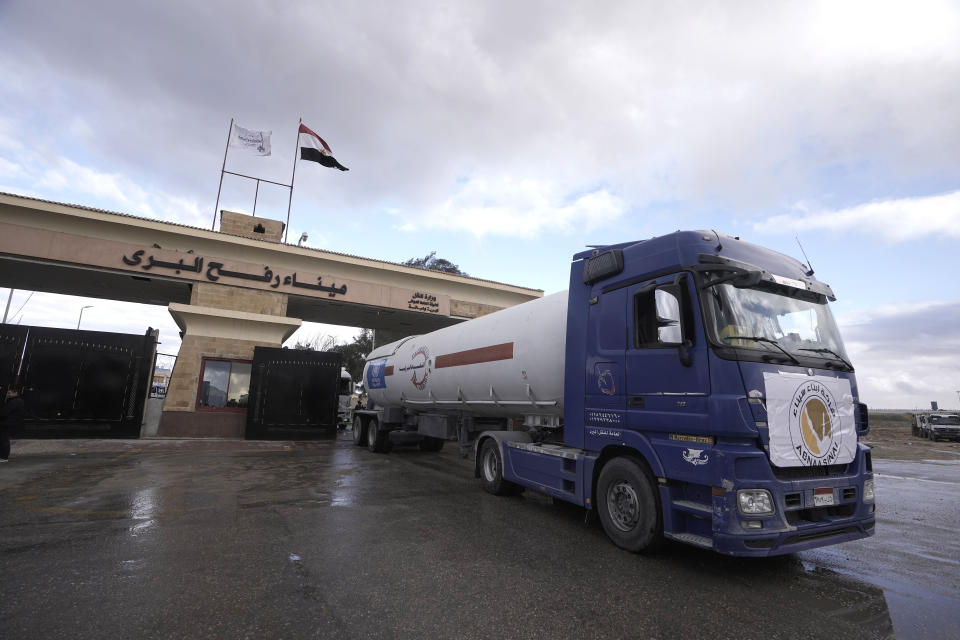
[352,231,875,556]
[336,367,354,429]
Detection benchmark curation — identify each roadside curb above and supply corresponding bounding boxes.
[9,437,346,456]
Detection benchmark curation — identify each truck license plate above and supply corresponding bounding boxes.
[813,488,834,507]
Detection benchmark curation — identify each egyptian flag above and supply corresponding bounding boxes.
[298,123,349,171]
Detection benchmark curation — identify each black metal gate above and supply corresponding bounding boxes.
[246,347,341,440]
[0,325,155,438]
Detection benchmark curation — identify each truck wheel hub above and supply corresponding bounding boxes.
[483,449,498,481]
[608,481,640,531]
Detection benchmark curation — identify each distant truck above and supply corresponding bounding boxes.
[915,413,960,441]
[353,231,875,556]
[337,367,354,429]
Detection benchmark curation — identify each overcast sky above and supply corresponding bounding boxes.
[1,0,958,409]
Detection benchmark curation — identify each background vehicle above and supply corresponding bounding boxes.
[926,413,960,441]
[913,414,927,437]
[337,367,354,429]
[355,231,875,556]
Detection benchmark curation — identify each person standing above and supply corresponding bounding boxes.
[0,387,25,462]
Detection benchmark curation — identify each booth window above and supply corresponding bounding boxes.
[197,358,252,411]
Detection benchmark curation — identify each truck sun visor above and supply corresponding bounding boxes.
[582,249,624,284]
[696,253,835,300]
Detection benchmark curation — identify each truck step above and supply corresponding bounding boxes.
[665,532,714,549]
[506,441,582,460]
[671,500,713,516]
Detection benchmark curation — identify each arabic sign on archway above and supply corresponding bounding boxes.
[117,245,449,314]
[0,220,450,317]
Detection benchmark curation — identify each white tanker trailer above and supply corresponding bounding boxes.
[354,291,567,453]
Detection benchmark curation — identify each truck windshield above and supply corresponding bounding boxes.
[706,283,849,365]
[930,415,960,425]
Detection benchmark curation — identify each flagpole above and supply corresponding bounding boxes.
[212,117,233,230]
[284,117,301,243]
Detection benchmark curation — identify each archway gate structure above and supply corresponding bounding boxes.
[0,192,542,438]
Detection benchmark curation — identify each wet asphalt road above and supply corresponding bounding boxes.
[1,435,958,640]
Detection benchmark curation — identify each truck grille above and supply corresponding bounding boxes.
[772,464,848,480]
[785,504,856,525]
[783,526,860,547]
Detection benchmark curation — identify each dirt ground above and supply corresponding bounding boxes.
[863,412,960,461]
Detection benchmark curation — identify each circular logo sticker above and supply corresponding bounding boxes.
[789,380,843,465]
[408,346,429,390]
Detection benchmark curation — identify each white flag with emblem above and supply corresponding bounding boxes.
[229,123,272,156]
[764,372,857,467]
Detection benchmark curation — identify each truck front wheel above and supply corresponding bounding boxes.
[479,440,520,495]
[596,458,664,553]
[352,416,366,447]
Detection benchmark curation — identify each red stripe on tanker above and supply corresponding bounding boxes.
[435,342,515,369]
[363,292,567,418]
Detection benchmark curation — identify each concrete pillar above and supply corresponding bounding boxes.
[157,283,300,438]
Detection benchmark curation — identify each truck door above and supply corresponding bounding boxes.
[624,274,710,434]
[585,287,628,429]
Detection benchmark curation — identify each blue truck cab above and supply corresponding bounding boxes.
[477,231,875,556]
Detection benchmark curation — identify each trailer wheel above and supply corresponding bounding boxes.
[478,440,519,495]
[596,457,664,553]
[366,418,390,453]
[352,416,366,447]
[419,437,445,452]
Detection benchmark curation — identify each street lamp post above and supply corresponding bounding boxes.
[2,289,13,323]
[77,305,93,330]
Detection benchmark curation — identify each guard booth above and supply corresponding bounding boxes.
[245,347,341,440]
[0,325,156,438]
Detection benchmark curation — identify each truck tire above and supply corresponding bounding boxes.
[366,418,391,453]
[352,416,366,446]
[596,457,664,553]
[418,437,445,452]
[478,439,520,495]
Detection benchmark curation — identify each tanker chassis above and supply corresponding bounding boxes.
[354,231,875,556]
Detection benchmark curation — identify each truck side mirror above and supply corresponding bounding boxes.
[655,285,693,367]
[654,288,683,344]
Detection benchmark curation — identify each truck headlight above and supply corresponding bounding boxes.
[737,489,775,515]
[863,478,875,503]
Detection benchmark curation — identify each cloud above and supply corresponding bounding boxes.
[839,300,960,409]
[6,151,210,229]
[411,177,626,237]
[754,191,960,242]
[0,117,24,152]
[2,0,959,227]
[0,157,23,179]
